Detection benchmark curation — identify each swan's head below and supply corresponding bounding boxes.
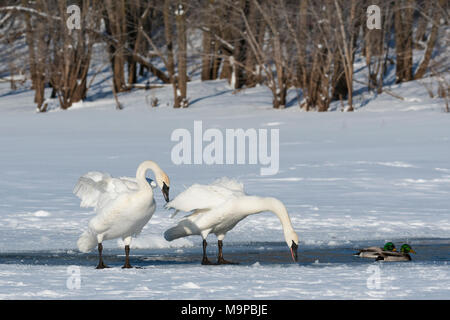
[156,172,170,202]
[286,230,299,262]
[263,197,299,263]
[137,160,170,201]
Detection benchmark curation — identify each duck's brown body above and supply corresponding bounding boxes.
[376,251,412,261]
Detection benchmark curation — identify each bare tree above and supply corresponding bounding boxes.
[200,0,217,81]
[333,0,361,111]
[175,0,188,108]
[394,0,415,83]
[103,0,127,93]
[1,0,447,113]
[363,0,395,94]
[238,0,291,108]
[414,0,447,79]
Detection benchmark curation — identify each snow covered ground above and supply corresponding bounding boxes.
[0,70,449,299]
[1,261,449,300]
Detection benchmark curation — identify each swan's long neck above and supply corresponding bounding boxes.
[136,161,162,190]
[238,196,297,245]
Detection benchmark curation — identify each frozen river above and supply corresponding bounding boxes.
[1,238,448,267]
[1,238,448,300]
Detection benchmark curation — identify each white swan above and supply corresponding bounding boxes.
[74,160,170,269]
[164,178,299,264]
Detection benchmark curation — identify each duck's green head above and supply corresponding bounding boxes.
[400,244,416,254]
[383,242,396,252]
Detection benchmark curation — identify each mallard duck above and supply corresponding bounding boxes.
[376,244,416,262]
[355,242,396,258]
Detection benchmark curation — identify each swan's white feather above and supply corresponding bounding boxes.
[164,178,246,241]
[77,229,98,253]
[164,178,298,251]
[73,172,110,208]
[74,162,164,253]
[73,172,156,210]
[166,177,245,213]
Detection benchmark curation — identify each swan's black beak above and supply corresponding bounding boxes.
[290,241,298,263]
[162,182,170,203]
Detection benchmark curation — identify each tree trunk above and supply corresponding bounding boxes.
[104,0,126,92]
[394,0,415,83]
[414,0,444,79]
[244,0,259,87]
[394,1,405,83]
[163,0,179,107]
[403,0,415,81]
[126,0,140,85]
[201,27,213,81]
[175,1,188,108]
[297,0,308,91]
[201,0,215,81]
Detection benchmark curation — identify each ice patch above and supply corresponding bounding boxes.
[36,290,62,298]
[307,178,346,182]
[177,282,201,289]
[377,161,416,168]
[354,161,416,168]
[405,98,422,103]
[134,285,151,291]
[31,210,51,217]
[264,122,283,127]
[255,177,303,182]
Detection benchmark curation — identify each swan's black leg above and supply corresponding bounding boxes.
[217,240,239,265]
[201,239,215,265]
[122,245,133,269]
[96,243,109,269]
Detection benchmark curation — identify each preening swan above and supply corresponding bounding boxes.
[164,178,299,265]
[74,160,170,269]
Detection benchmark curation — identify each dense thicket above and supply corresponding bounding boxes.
[0,0,447,111]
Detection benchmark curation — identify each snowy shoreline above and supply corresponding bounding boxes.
[1,76,449,299]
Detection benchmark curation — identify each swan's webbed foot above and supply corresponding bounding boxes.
[201,257,216,265]
[217,257,239,265]
[96,243,110,269]
[96,261,110,269]
[122,245,134,269]
[201,239,217,265]
[217,240,239,265]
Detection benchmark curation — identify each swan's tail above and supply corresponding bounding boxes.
[164,224,194,241]
[77,229,98,253]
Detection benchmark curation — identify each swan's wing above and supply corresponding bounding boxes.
[166,178,245,213]
[165,184,224,213]
[211,177,245,194]
[165,202,235,241]
[73,172,112,208]
[74,172,148,210]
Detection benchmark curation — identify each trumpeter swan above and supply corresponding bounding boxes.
[164,178,298,264]
[74,160,170,268]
